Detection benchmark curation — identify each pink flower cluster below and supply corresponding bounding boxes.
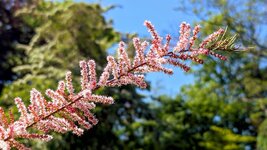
[0,20,232,149]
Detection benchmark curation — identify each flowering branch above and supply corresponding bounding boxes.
[0,20,238,150]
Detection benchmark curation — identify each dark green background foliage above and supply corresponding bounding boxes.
[0,0,266,149]
[0,0,33,92]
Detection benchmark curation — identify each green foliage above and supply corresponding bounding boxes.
[147,90,256,149]
[175,0,267,149]
[200,126,255,150]
[0,0,33,92]
[257,119,267,150]
[206,28,238,52]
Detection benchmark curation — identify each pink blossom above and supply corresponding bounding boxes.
[189,24,200,49]
[56,81,65,94]
[98,72,109,86]
[65,71,74,95]
[174,22,190,52]
[199,28,224,48]
[88,60,97,89]
[14,98,29,124]
[79,60,90,90]
[0,20,233,149]
[133,38,146,66]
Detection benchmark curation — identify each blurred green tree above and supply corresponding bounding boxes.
[0,0,154,149]
[0,0,33,92]
[148,95,255,150]
[167,0,267,149]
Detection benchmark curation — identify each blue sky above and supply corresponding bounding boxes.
[75,0,200,97]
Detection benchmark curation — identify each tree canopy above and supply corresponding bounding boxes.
[165,0,267,149]
[0,0,33,92]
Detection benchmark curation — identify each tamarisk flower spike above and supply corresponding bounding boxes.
[0,20,237,149]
